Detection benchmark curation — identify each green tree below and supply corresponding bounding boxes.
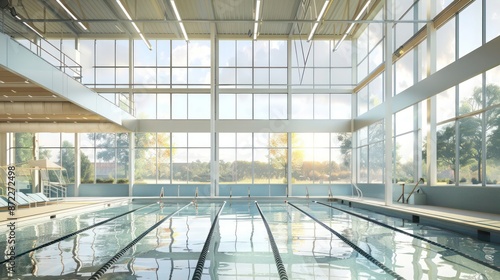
[338,133,352,168]
[435,124,456,182]
[483,85,500,160]
[89,133,173,182]
[15,133,34,164]
[219,160,234,182]
[269,133,304,182]
[59,140,93,183]
[425,84,500,184]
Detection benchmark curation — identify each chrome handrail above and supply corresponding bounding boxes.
[397,182,405,203]
[352,183,363,199]
[406,178,424,203]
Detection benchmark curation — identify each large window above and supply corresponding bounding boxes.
[292,40,352,89]
[292,133,351,185]
[219,40,287,88]
[134,133,210,184]
[357,9,384,83]
[80,133,128,184]
[219,93,287,120]
[219,133,287,185]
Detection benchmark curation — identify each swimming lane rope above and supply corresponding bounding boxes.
[89,202,193,280]
[314,200,500,272]
[0,202,157,265]
[287,201,405,280]
[255,202,288,280]
[192,201,226,280]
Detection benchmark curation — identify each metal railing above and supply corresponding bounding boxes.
[0,19,82,81]
[44,183,67,200]
[352,183,363,199]
[397,178,424,204]
[406,178,425,203]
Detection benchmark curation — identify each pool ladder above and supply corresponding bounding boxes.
[352,183,363,199]
[397,178,424,203]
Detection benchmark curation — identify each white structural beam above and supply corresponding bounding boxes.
[211,23,218,197]
[126,119,352,133]
[426,0,437,186]
[129,132,135,196]
[0,133,7,167]
[74,133,81,197]
[384,0,393,205]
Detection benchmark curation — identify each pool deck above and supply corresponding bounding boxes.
[0,197,129,226]
[332,195,500,243]
[1,196,499,243]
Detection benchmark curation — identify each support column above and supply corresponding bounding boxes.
[287,133,292,196]
[32,133,40,194]
[0,133,7,167]
[75,133,81,197]
[351,91,358,196]
[414,6,422,182]
[129,39,134,115]
[129,132,135,196]
[7,133,14,165]
[286,36,292,197]
[481,0,487,186]
[426,0,437,186]
[384,0,394,205]
[210,23,218,197]
[351,39,358,195]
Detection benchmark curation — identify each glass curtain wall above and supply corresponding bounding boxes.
[355,0,500,188]
[8,0,500,197]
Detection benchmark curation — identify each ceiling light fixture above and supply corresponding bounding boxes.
[56,0,87,31]
[0,80,4,83]
[307,0,330,42]
[333,0,371,52]
[11,89,16,93]
[170,0,189,41]
[116,0,152,50]
[253,0,261,40]
[15,15,44,38]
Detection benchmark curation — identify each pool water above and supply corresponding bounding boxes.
[1,199,499,279]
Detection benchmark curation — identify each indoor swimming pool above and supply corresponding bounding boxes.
[1,198,500,279]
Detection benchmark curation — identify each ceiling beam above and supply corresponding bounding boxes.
[22,18,428,24]
[40,0,80,35]
[288,0,303,36]
[102,0,132,37]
